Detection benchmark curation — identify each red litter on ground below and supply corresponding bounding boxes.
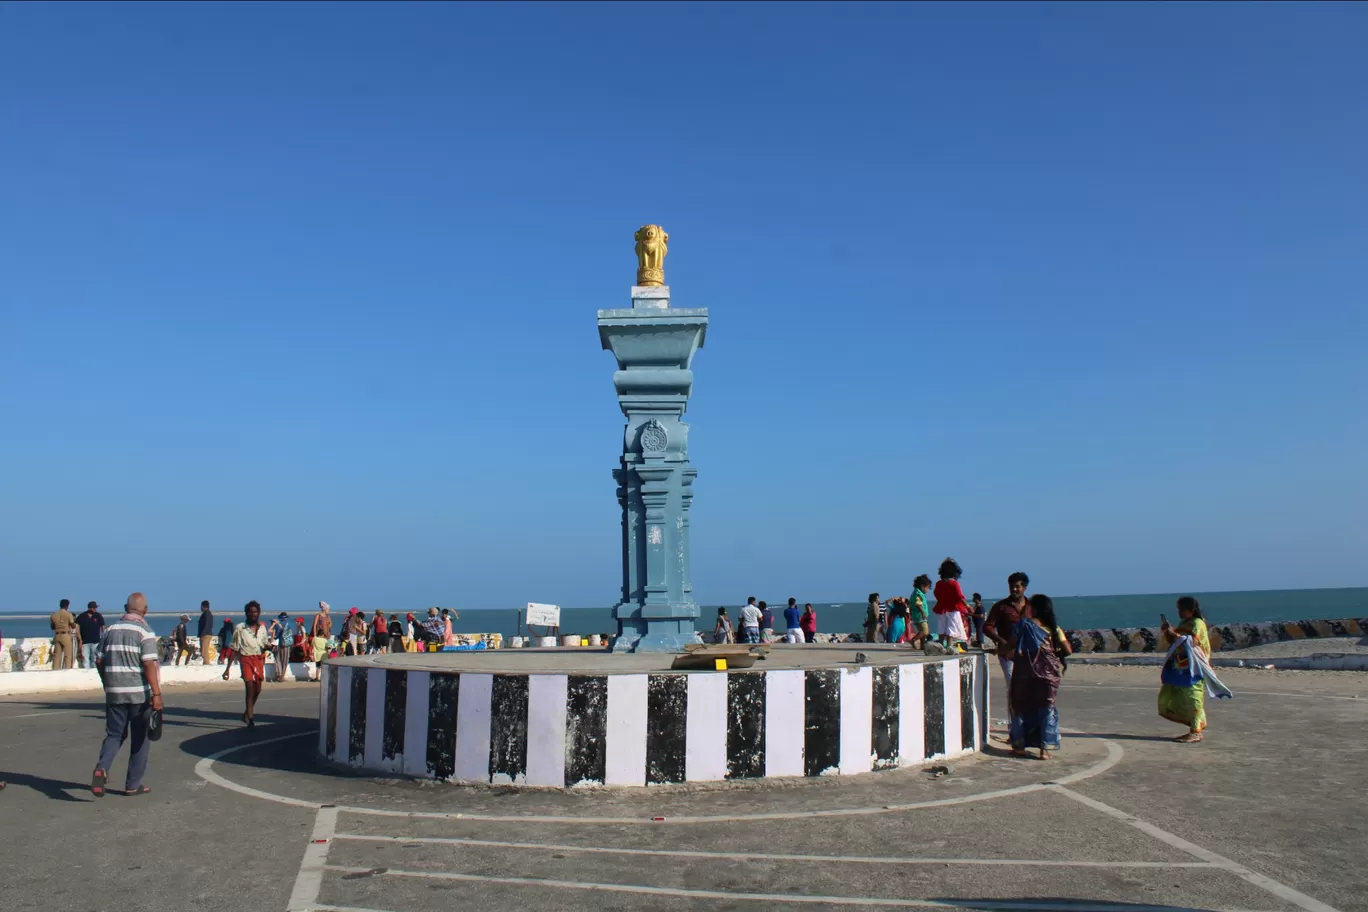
[312,839,329,844]
[651,817,665,822]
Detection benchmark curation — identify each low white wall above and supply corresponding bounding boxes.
[0,661,315,696]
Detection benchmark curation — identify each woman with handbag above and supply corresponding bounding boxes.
[1158,596,1225,743]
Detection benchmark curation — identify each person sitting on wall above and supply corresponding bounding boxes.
[414,608,446,647]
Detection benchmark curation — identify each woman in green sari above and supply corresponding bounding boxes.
[1158,596,1210,743]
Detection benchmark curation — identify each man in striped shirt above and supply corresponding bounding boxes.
[92,592,163,797]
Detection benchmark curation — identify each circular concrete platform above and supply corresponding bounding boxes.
[318,645,988,788]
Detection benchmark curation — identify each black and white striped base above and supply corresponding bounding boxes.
[318,655,987,787]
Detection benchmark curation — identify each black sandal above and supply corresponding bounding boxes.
[126,785,152,796]
[91,769,107,798]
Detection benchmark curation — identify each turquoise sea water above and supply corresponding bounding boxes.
[2,588,1363,641]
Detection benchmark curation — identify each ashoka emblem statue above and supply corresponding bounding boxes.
[640,420,668,453]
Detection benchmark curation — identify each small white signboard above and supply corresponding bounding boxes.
[526,602,561,627]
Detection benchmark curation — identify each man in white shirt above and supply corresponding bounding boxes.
[738,597,763,645]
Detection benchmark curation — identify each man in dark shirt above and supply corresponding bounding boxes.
[970,593,986,649]
[985,571,1031,728]
[196,601,215,665]
[759,602,775,643]
[217,618,234,664]
[74,601,106,669]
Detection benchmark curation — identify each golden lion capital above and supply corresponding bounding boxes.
[634,224,668,286]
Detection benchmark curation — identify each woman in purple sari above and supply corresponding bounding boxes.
[1005,594,1072,760]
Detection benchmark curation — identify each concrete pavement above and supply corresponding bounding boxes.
[0,666,1363,912]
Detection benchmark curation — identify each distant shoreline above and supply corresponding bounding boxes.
[3,585,1365,617]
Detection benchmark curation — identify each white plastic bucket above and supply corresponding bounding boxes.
[561,635,580,647]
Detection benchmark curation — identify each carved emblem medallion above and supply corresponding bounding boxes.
[640,420,668,453]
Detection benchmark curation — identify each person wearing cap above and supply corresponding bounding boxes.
[268,611,292,682]
[309,602,332,682]
[222,601,269,726]
[74,601,107,670]
[172,614,194,665]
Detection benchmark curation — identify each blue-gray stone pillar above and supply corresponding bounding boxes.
[598,285,708,653]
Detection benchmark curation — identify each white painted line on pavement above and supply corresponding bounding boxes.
[194,732,323,809]
[198,732,1126,824]
[287,805,338,911]
[321,865,1273,911]
[332,832,1213,869]
[1050,785,1342,912]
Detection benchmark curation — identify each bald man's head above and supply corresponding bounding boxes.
[127,592,147,616]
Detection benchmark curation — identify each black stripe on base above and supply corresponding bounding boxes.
[804,669,841,777]
[871,665,900,770]
[923,663,945,759]
[382,670,407,762]
[645,674,688,785]
[565,675,608,786]
[325,667,338,758]
[960,659,976,750]
[426,673,460,779]
[726,672,766,779]
[489,675,530,783]
[348,667,367,763]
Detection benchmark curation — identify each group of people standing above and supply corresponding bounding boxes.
[865,558,983,650]
[714,598,819,644]
[46,599,107,669]
[982,575,1222,758]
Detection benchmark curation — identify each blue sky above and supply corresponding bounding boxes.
[2,2,1364,615]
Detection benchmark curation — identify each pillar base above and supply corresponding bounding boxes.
[611,630,703,654]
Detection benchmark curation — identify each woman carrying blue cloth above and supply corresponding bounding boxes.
[1004,594,1072,760]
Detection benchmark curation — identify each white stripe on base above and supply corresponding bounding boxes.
[317,665,329,758]
[334,667,352,763]
[685,672,727,782]
[763,669,805,778]
[453,673,493,783]
[363,668,387,770]
[839,665,873,775]
[898,663,925,764]
[525,674,569,787]
[943,658,962,756]
[402,670,430,777]
[605,674,648,786]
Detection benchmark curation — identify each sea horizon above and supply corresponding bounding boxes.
[3,586,1364,642]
